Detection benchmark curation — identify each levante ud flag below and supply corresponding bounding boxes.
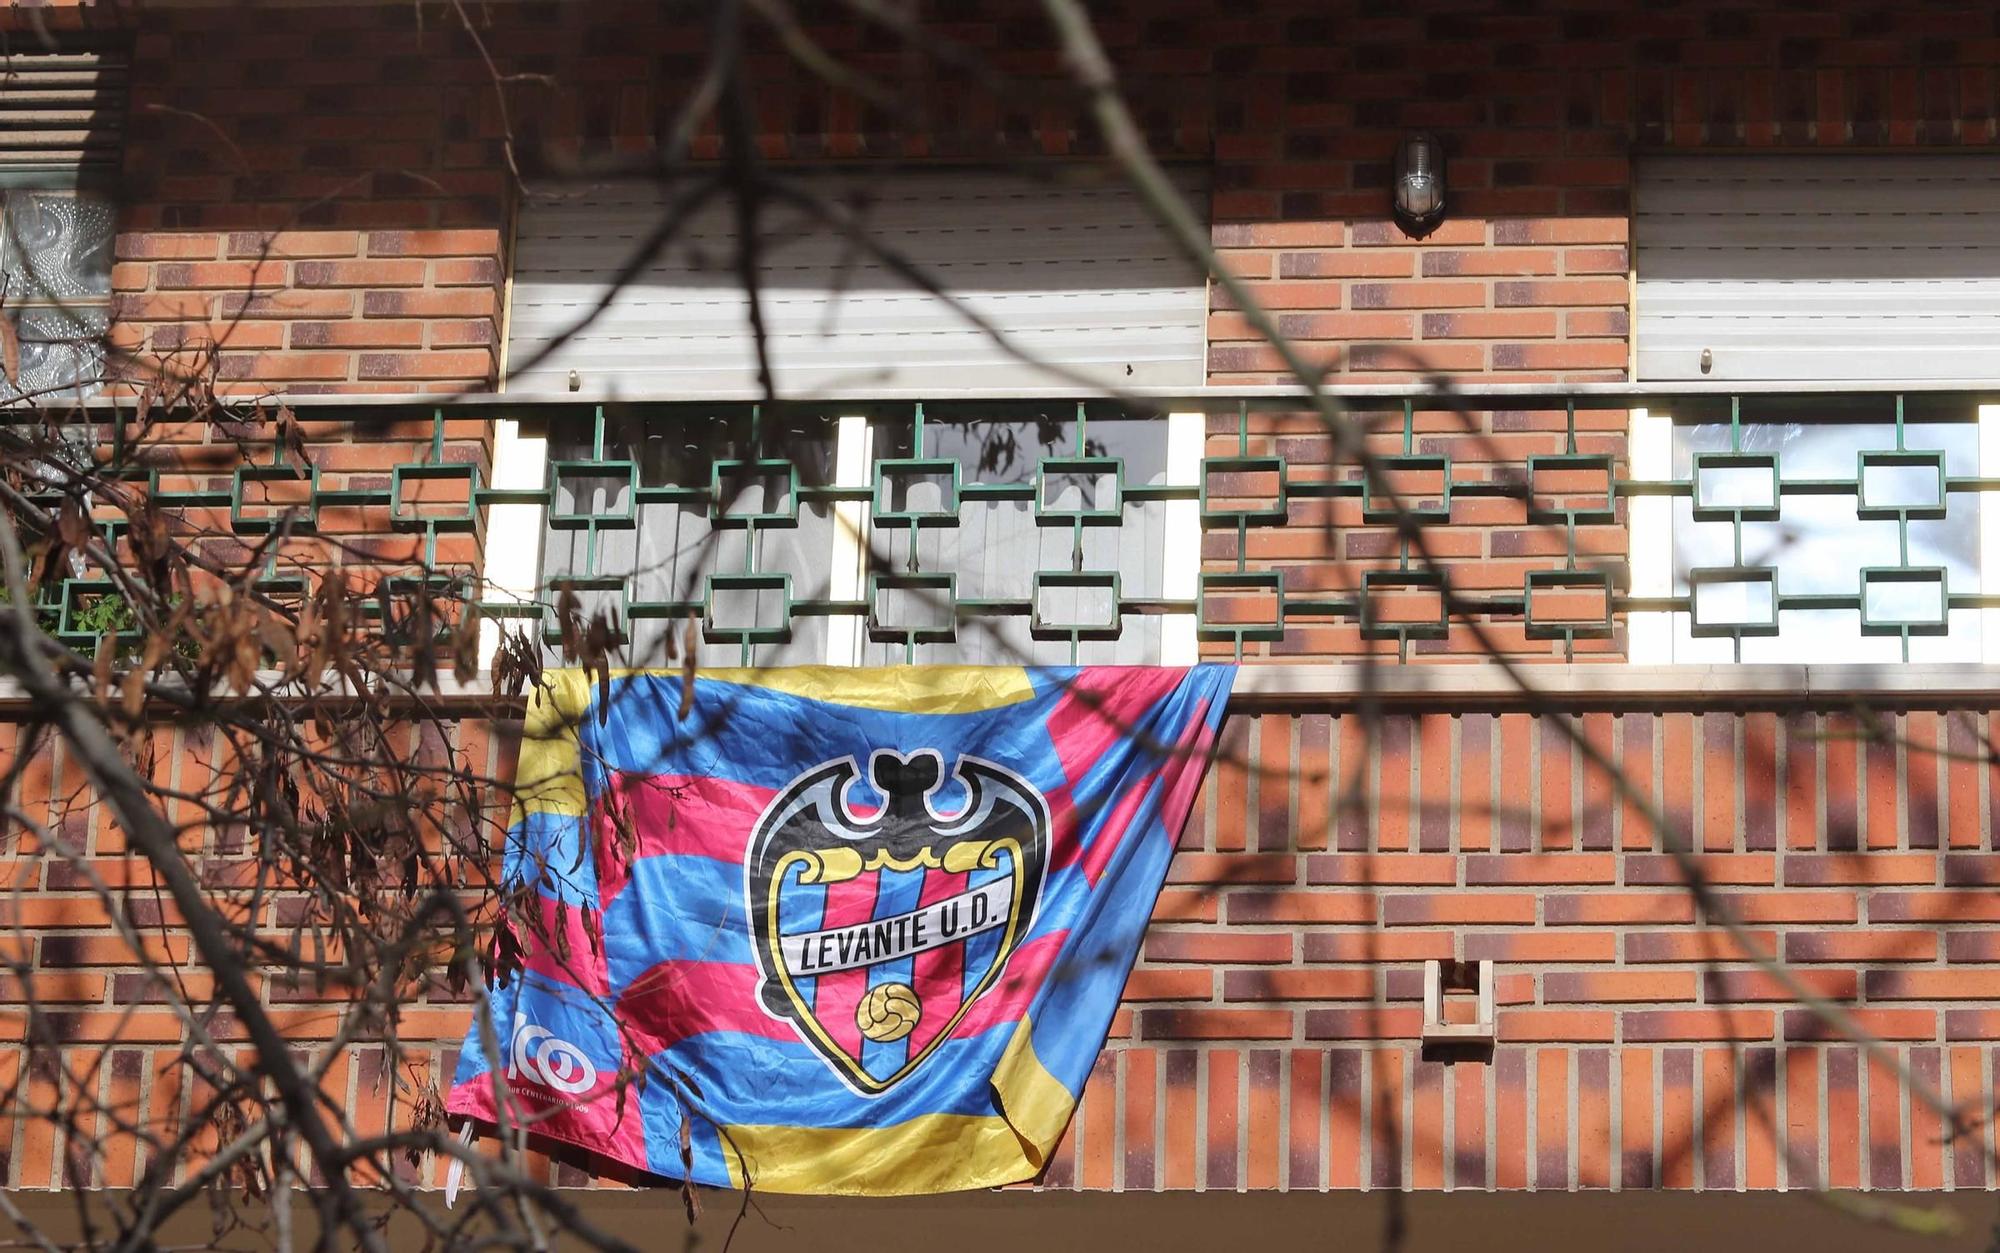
[446,664,1233,1195]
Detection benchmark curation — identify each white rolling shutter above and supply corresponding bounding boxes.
[1636,155,2000,382]
[0,49,125,173]
[505,171,1209,396]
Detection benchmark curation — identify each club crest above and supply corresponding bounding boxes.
[747,749,1049,1094]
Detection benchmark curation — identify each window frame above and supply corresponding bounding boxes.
[0,171,119,402]
[1626,402,2000,665]
[0,42,128,403]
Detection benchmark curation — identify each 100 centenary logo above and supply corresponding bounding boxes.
[506,1016,599,1097]
[746,749,1050,1094]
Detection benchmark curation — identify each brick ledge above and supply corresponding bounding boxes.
[3,663,1999,714]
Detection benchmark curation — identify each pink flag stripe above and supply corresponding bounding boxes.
[520,891,613,998]
[1076,763,1167,887]
[811,869,879,1063]
[617,957,796,1053]
[1160,698,1221,843]
[902,866,969,1057]
[1043,668,1189,794]
[447,1052,652,1174]
[595,773,777,905]
[949,928,1067,1039]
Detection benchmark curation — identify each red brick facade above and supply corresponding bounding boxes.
[1071,702,2000,1192]
[99,2,2000,393]
[112,5,505,393]
[8,698,1997,1193]
[94,1,2000,661]
[3,0,1999,1199]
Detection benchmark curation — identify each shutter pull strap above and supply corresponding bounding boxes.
[444,1121,476,1208]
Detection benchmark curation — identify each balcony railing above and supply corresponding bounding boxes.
[27,384,2000,666]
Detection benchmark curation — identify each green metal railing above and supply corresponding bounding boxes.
[31,387,2000,663]
[515,399,1193,665]
[1197,393,1621,656]
[1197,388,1995,661]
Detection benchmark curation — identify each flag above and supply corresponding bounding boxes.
[446,664,1233,1195]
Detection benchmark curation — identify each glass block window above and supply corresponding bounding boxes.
[1664,396,1982,663]
[0,189,114,399]
[0,45,126,401]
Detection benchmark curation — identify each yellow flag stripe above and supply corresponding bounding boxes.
[509,666,1035,824]
[509,669,589,824]
[716,1016,1078,1195]
[552,665,1037,714]
[690,665,1037,713]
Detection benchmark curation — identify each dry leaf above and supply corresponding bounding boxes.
[257,613,297,672]
[0,312,21,383]
[679,614,697,718]
[57,496,90,550]
[678,1115,700,1221]
[92,642,114,702]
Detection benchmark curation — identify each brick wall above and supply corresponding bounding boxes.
[0,711,505,1190]
[6,699,1996,1192]
[75,7,512,601]
[133,403,490,585]
[96,0,1205,396]
[1196,401,1630,663]
[1203,3,2000,385]
[110,5,506,394]
[100,2,2000,394]
[88,4,2000,665]
[1056,700,2000,1191]
[1186,2,2000,661]
[7,0,2000,1199]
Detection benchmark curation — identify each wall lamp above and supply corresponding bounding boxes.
[1392,132,1448,239]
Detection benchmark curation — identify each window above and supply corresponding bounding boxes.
[490,168,1209,667]
[0,48,123,401]
[1632,155,2000,663]
[1631,396,1991,664]
[536,408,841,668]
[489,404,1202,668]
[859,407,1182,666]
[1635,154,2000,384]
[0,190,114,398]
[502,169,1209,396]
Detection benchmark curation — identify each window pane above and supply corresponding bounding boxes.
[538,410,838,667]
[866,408,1169,664]
[1,190,113,303]
[5,305,107,399]
[1669,415,1980,662]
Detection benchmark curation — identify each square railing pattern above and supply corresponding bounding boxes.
[31,390,2000,665]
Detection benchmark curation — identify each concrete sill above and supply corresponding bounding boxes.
[4,662,2000,715]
